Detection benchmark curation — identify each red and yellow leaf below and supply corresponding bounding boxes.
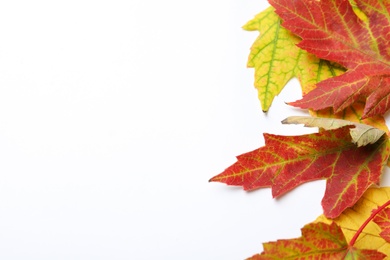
[268,0,390,118]
[210,126,390,218]
[247,222,385,260]
[244,6,345,112]
[373,207,390,243]
[317,187,390,257]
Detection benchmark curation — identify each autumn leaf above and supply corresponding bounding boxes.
[268,0,390,118]
[247,222,385,260]
[212,1,390,258]
[310,101,390,165]
[312,102,389,135]
[244,6,345,112]
[282,116,386,147]
[210,126,390,218]
[249,188,390,259]
[373,208,390,244]
[316,188,390,257]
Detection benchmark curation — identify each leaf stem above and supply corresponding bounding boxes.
[349,199,390,247]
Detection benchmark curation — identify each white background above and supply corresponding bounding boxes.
[0,1,386,259]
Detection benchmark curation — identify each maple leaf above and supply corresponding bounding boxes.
[210,126,390,218]
[247,222,385,260]
[373,208,390,244]
[244,6,345,112]
[317,187,390,256]
[268,0,390,118]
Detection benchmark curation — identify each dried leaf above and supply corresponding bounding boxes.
[282,116,386,147]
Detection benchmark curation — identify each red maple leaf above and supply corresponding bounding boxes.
[268,0,390,118]
[209,126,390,218]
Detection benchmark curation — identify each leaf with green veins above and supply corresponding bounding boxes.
[210,126,390,218]
[247,222,385,260]
[282,116,386,147]
[269,0,390,118]
[244,6,345,112]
